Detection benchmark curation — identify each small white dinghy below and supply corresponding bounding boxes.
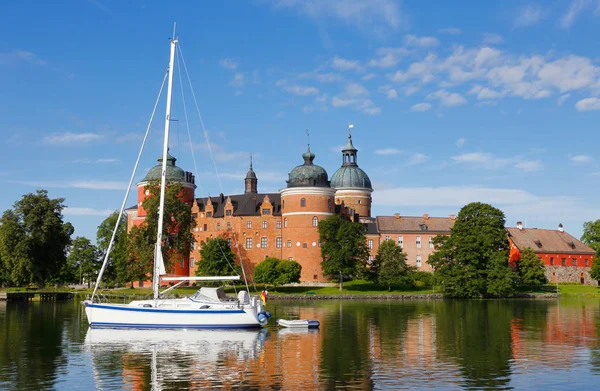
[276,319,320,328]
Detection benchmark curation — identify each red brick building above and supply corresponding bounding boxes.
[507,223,596,285]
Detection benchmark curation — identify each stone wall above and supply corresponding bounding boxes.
[546,266,598,286]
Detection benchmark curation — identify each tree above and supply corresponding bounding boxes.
[195,237,240,277]
[590,257,600,283]
[428,202,516,298]
[370,240,412,291]
[66,237,100,287]
[318,214,369,291]
[516,247,548,290]
[126,180,196,277]
[253,257,302,289]
[96,211,128,286]
[581,220,600,252]
[0,190,73,288]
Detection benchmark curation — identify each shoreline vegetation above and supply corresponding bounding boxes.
[2,280,598,299]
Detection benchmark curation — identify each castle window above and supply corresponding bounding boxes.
[190,257,195,267]
[300,198,306,207]
[416,236,421,248]
[226,209,232,216]
[226,222,231,230]
[585,259,589,266]
[385,235,390,241]
[312,217,318,227]
[262,221,267,229]
[284,218,288,228]
[328,199,331,210]
[206,212,212,218]
[368,239,373,249]
[429,236,434,249]
[245,238,252,249]
[287,240,292,248]
[550,257,554,266]
[262,208,271,215]
[276,237,282,248]
[192,242,196,250]
[398,236,403,248]
[261,237,267,248]
[203,224,207,231]
[246,221,252,229]
[227,238,231,246]
[216,223,221,231]
[358,200,361,204]
[289,257,294,261]
[192,213,198,220]
[180,259,185,269]
[276,221,282,229]
[572,258,577,266]
[416,255,422,268]
[562,258,566,266]
[302,243,307,248]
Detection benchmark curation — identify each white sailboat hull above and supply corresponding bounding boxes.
[84,301,264,329]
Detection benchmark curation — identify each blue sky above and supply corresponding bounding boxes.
[1,0,600,242]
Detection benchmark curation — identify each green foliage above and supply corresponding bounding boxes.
[96,211,128,286]
[64,237,100,287]
[581,219,600,252]
[126,180,196,277]
[0,190,73,288]
[195,237,240,277]
[408,270,434,287]
[369,240,412,290]
[428,202,516,298]
[318,214,369,290]
[126,225,154,283]
[517,247,548,288]
[590,256,600,282]
[253,257,302,289]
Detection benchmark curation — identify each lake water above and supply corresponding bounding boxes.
[1,298,599,390]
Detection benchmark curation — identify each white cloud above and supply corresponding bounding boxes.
[557,94,571,105]
[570,154,593,163]
[575,97,600,111]
[13,180,128,190]
[116,132,142,143]
[411,102,432,112]
[267,0,405,32]
[375,148,401,155]
[483,33,504,44]
[367,47,409,68]
[439,27,462,35]
[560,0,590,29]
[299,72,343,82]
[344,82,369,96]
[407,153,429,165]
[515,160,543,172]
[469,85,502,100]
[63,207,116,216]
[362,73,376,81]
[276,79,320,96]
[427,89,468,107]
[378,85,398,99]
[455,138,465,147]
[404,34,440,48]
[96,158,120,163]
[0,50,46,65]
[452,152,512,168]
[43,132,103,145]
[514,4,544,28]
[219,58,237,70]
[229,72,245,87]
[332,56,363,71]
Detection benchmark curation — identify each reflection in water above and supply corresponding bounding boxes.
[2,299,600,390]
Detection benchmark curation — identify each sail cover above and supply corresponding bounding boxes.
[155,243,167,275]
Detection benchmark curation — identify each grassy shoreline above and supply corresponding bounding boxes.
[3,280,598,298]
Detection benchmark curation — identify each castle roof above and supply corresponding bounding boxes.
[331,133,372,190]
[195,193,281,217]
[507,227,594,254]
[376,215,454,233]
[141,152,186,183]
[286,145,330,188]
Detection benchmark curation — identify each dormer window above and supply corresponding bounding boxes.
[534,239,542,248]
[206,212,212,218]
[262,208,271,215]
[226,209,232,216]
[421,224,428,231]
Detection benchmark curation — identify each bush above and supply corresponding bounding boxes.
[408,270,434,287]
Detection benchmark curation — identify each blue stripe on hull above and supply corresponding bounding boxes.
[90,322,261,329]
[87,303,245,314]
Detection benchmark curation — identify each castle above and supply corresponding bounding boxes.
[126,132,596,285]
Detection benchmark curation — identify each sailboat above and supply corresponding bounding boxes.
[83,26,268,329]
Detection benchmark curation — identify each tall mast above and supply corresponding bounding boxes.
[153,25,178,299]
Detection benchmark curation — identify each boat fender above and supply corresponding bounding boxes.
[142,304,152,308]
[258,313,268,323]
[199,305,210,309]
[265,312,272,318]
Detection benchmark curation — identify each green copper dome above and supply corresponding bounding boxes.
[330,133,372,190]
[286,146,330,188]
[142,152,186,182]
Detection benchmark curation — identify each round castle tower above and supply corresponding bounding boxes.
[330,130,373,220]
[280,145,335,282]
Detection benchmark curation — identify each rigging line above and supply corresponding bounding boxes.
[177,44,224,192]
[91,70,169,302]
[176,48,249,293]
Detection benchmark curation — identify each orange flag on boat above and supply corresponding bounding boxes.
[260,290,268,305]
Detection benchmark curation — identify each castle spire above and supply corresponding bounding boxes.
[244,153,257,194]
